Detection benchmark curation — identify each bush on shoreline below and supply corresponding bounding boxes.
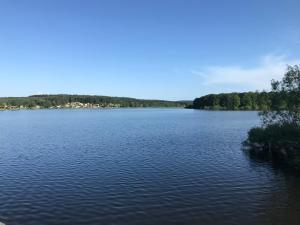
[245,123,300,170]
[244,65,300,172]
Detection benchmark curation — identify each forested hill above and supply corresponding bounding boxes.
[192,92,275,110]
[0,94,191,109]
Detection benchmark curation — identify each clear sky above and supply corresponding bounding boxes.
[1,0,300,100]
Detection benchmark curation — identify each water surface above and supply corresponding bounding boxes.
[0,109,299,225]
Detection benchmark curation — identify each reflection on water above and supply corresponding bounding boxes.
[244,152,300,225]
[0,109,299,225]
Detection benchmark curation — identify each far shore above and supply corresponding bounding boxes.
[0,106,187,111]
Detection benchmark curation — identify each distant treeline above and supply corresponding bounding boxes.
[0,94,190,108]
[192,92,277,110]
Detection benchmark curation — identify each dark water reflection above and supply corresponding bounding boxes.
[0,109,299,225]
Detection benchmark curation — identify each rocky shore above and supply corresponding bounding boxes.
[0,102,121,110]
[243,140,300,172]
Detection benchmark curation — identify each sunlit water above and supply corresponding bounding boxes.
[0,109,299,225]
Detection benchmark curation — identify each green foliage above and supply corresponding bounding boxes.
[245,65,300,171]
[248,123,300,144]
[193,92,271,110]
[260,65,300,126]
[247,127,267,143]
[0,94,189,109]
[240,94,252,110]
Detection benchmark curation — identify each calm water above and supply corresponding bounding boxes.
[0,109,299,225]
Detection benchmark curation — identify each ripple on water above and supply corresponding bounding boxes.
[0,109,299,225]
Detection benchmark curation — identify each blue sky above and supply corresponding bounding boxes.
[1,0,300,100]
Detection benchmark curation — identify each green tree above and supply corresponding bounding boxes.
[245,65,300,171]
[240,93,252,110]
[261,65,300,126]
[226,94,240,110]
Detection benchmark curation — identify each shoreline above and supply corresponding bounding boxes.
[0,106,187,111]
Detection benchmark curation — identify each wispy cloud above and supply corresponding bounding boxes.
[191,54,300,92]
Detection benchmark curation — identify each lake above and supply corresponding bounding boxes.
[0,109,299,225]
